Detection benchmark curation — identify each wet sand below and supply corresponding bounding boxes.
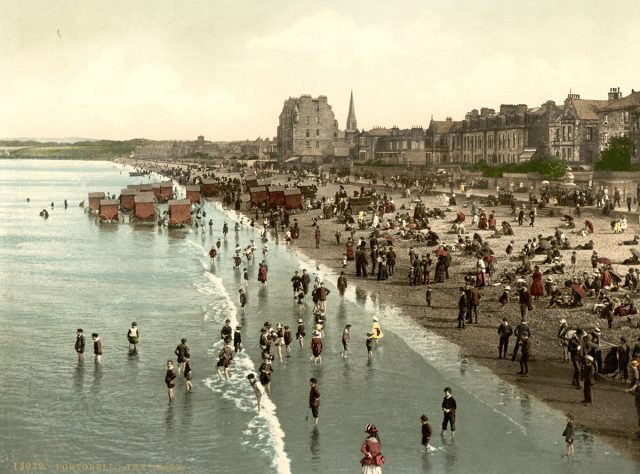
[121,158,640,461]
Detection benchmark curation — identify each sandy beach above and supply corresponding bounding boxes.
[122,158,640,461]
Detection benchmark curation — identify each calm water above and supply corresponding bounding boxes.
[0,160,636,474]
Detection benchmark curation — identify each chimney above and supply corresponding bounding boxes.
[608,87,621,101]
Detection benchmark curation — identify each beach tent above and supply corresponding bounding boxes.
[201,179,218,197]
[284,188,303,210]
[99,199,119,221]
[244,174,258,190]
[186,184,201,204]
[119,188,138,211]
[88,192,105,212]
[139,184,154,194]
[160,181,174,201]
[249,186,269,208]
[134,192,156,221]
[168,199,192,226]
[151,183,162,200]
[268,185,286,208]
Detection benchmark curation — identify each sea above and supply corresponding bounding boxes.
[0,159,637,474]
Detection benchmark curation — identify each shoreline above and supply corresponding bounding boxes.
[118,157,640,462]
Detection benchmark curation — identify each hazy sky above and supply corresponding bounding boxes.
[1,0,639,141]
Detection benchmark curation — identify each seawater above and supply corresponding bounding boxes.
[0,160,637,474]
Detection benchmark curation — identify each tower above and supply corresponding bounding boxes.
[346,90,357,132]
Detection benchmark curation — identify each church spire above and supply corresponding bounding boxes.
[346,90,357,131]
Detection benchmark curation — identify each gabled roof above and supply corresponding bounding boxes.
[571,99,608,120]
[601,91,640,112]
[430,120,460,134]
[168,199,191,206]
[299,148,323,156]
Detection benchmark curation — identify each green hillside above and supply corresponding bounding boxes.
[8,140,147,160]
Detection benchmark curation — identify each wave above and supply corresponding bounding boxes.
[181,203,292,474]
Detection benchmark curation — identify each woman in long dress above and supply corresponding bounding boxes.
[434,255,447,283]
[258,262,268,286]
[360,424,384,474]
[475,257,486,288]
[346,240,355,261]
[530,265,544,298]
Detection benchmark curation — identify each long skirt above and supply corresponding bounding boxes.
[362,466,382,474]
[435,263,446,283]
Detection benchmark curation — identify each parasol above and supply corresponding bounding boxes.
[457,211,465,221]
[435,249,448,257]
[483,255,497,264]
[609,271,622,284]
[631,248,640,259]
[571,284,587,298]
[597,257,612,265]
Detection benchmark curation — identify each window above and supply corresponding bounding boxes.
[315,141,319,148]
[555,129,560,142]
[306,116,310,125]
[316,129,320,136]
[305,141,310,147]
[586,127,593,141]
[305,129,310,137]
[315,104,319,112]
[315,117,320,124]
[568,126,572,140]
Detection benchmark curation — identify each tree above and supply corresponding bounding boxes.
[532,156,567,179]
[595,136,636,171]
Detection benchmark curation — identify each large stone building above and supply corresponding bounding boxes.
[424,118,463,164]
[426,101,561,165]
[598,87,640,161]
[357,126,426,165]
[549,93,607,164]
[277,95,340,162]
[239,137,278,160]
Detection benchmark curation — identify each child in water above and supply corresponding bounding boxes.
[296,290,306,310]
[234,326,243,353]
[92,333,102,364]
[562,413,574,457]
[296,318,306,348]
[421,415,434,452]
[184,357,193,392]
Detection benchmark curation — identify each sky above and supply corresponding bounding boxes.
[1,0,639,141]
